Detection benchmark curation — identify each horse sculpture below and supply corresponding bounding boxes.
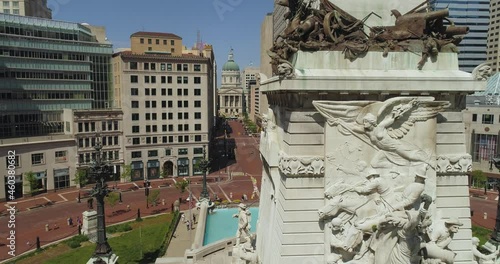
[318,190,386,232]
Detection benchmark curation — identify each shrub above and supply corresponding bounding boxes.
[222,200,229,205]
[232,199,241,204]
[107,223,132,234]
[64,235,89,248]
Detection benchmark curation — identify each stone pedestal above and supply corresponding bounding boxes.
[82,210,97,240]
[256,51,483,264]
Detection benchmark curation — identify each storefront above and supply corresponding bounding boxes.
[177,158,189,177]
[192,157,204,175]
[34,171,47,191]
[54,168,70,190]
[131,161,144,181]
[147,160,160,180]
[4,175,23,200]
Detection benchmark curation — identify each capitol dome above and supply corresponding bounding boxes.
[222,49,240,71]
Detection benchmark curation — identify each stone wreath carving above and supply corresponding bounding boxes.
[436,154,472,173]
[269,0,469,74]
[278,151,324,176]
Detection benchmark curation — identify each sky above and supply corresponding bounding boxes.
[48,0,274,84]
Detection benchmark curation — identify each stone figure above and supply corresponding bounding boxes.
[472,63,493,81]
[277,61,295,79]
[422,217,463,264]
[233,203,251,245]
[233,237,258,264]
[314,97,449,172]
[472,237,498,264]
[327,217,363,263]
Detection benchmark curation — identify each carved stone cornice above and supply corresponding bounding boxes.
[278,151,324,176]
[436,154,472,173]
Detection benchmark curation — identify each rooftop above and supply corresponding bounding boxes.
[130,31,182,39]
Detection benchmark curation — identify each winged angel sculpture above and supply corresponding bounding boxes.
[313,97,450,171]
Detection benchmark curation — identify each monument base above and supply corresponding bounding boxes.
[82,210,98,242]
[86,253,119,264]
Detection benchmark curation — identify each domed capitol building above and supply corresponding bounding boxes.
[218,49,244,119]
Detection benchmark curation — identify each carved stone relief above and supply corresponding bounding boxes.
[436,154,472,173]
[278,151,325,176]
[472,63,493,81]
[314,97,460,264]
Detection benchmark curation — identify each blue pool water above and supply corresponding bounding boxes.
[203,207,259,246]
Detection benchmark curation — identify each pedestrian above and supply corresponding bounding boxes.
[67,217,73,226]
[162,198,165,206]
[230,192,233,199]
[186,220,190,231]
[127,204,131,212]
[76,216,82,227]
[181,213,186,223]
[45,224,49,232]
[193,214,196,223]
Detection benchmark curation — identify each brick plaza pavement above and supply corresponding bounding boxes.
[0,120,263,262]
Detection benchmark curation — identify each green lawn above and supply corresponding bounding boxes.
[16,213,176,264]
[472,224,493,246]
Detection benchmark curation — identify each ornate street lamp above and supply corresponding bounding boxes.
[87,139,118,264]
[199,145,210,201]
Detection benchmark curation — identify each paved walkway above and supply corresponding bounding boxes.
[163,210,198,258]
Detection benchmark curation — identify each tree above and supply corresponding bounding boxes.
[73,169,88,188]
[471,170,487,188]
[23,171,38,195]
[174,179,189,193]
[147,189,160,206]
[104,192,120,213]
[160,167,168,179]
[121,164,132,182]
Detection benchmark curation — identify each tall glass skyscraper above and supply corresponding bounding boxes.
[430,0,490,72]
[0,14,113,138]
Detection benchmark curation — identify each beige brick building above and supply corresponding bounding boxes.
[113,31,216,179]
[488,0,500,73]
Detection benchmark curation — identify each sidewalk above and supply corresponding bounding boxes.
[163,210,198,258]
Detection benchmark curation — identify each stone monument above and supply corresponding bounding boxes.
[82,210,97,239]
[257,0,484,263]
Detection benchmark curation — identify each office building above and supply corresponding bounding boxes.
[431,0,489,72]
[0,0,51,18]
[487,0,500,73]
[113,31,215,179]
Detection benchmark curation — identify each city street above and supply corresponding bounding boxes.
[0,120,263,262]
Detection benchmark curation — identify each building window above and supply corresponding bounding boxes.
[144,63,149,70]
[2,1,8,7]
[151,63,156,71]
[148,150,158,157]
[130,75,138,83]
[184,89,188,96]
[177,89,182,96]
[177,158,189,176]
[12,9,18,15]
[194,148,203,155]
[144,76,150,83]
[132,151,142,158]
[31,153,44,165]
[171,40,175,45]
[5,155,20,167]
[132,113,140,121]
[193,157,204,175]
[178,148,188,155]
[163,40,167,45]
[183,64,188,71]
[131,101,139,108]
[472,134,497,161]
[183,76,188,84]
[130,62,138,70]
[194,89,201,96]
[54,168,70,190]
[177,76,182,84]
[194,101,201,107]
[166,149,171,156]
[195,124,201,131]
[194,64,201,71]
[177,64,182,71]
[168,76,172,83]
[167,64,172,71]
[482,114,494,124]
[140,38,144,44]
[132,126,140,133]
[195,135,202,142]
[133,138,140,145]
[12,1,18,7]
[194,77,201,84]
[195,112,201,119]
[131,88,139,96]
[161,63,166,71]
[148,39,152,44]
[156,39,160,45]
[55,151,67,163]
